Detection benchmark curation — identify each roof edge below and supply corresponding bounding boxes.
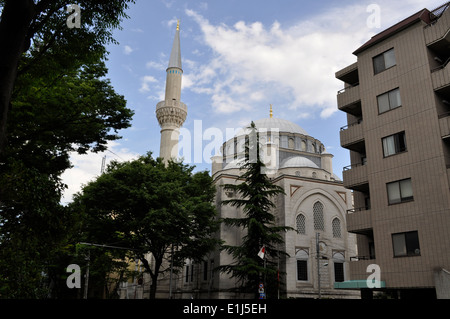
[353,8,431,55]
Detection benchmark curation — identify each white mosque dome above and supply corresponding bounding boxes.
[281,156,319,169]
[235,117,308,137]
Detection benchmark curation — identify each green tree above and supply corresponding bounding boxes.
[0,1,135,298]
[220,122,293,298]
[0,0,135,156]
[74,153,220,299]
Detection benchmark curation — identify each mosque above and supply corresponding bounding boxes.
[149,22,358,299]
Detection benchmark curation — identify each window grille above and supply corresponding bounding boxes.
[296,214,306,234]
[332,218,341,238]
[313,202,324,231]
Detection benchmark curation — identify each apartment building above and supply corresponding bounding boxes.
[335,2,450,299]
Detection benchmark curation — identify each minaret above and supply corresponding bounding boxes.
[156,20,187,164]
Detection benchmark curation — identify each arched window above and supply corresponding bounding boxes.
[313,202,324,231]
[296,214,306,235]
[296,249,309,281]
[332,218,342,238]
[333,251,345,282]
[301,140,306,151]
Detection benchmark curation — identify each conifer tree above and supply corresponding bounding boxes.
[220,122,293,298]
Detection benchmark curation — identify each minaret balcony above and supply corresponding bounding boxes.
[156,100,187,111]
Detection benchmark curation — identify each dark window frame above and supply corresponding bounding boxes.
[296,260,308,281]
[373,48,396,74]
[377,87,402,114]
[392,231,421,257]
[382,131,407,157]
[386,178,414,205]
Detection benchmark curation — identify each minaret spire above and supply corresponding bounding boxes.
[270,104,273,118]
[156,22,187,164]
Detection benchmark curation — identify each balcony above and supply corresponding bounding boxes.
[335,62,359,84]
[424,2,450,46]
[340,121,364,150]
[346,207,372,234]
[431,61,450,91]
[343,163,368,191]
[439,112,450,139]
[337,85,361,115]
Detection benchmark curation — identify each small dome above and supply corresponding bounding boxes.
[281,156,319,169]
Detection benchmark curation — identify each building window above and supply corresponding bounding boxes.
[296,214,306,235]
[373,48,396,74]
[377,88,401,114]
[333,251,345,282]
[280,135,288,148]
[185,264,190,283]
[296,249,309,281]
[313,202,324,231]
[392,231,420,257]
[382,131,407,157]
[387,178,413,204]
[332,218,341,238]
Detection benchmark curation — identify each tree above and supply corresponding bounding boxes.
[74,153,220,299]
[0,0,135,156]
[0,1,135,298]
[220,122,293,298]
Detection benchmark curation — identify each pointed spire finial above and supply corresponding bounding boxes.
[176,19,180,31]
[270,104,273,118]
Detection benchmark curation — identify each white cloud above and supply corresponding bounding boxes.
[146,60,165,70]
[184,7,370,118]
[184,0,444,118]
[139,75,158,93]
[123,45,134,55]
[60,141,139,205]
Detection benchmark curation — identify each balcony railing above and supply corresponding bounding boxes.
[337,84,361,112]
[346,206,372,234]
[340,120,364,149]
[343,163,368,190]
[424,1,450,45]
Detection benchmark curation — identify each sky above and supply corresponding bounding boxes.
[60,0,446,203]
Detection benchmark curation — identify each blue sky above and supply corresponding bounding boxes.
[61,0,445,203]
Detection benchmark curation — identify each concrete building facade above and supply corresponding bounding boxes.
[336,2,450,299]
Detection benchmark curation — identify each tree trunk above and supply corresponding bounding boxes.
[140,255,162,299]
[0,0,35,157]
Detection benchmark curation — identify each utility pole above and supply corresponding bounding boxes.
[169,244,174,299]
[83,250,90,299]
[316,232,321,299]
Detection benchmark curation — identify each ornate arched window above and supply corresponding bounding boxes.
[332,218,342,238]
[296,249,309,281]
[313,202,324,231]
[296,214,306,235]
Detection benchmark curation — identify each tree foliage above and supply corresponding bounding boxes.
[220,122,293,298]
[0,0,135,298]
[74,153,220,299]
